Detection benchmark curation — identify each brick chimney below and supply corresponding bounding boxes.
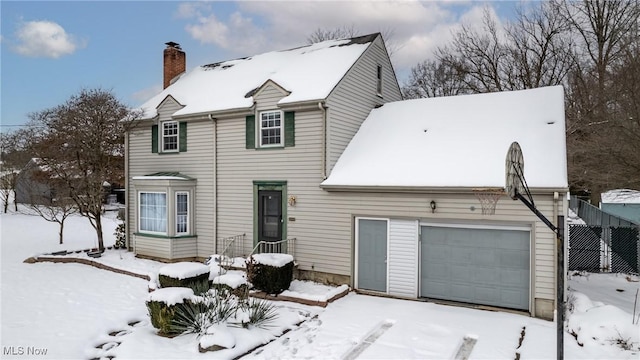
[163,42,186,89]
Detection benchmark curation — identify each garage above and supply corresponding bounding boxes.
[420,225,531,311]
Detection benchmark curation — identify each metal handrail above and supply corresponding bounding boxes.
[217,233,246,273]
[219,233,246,257]
[250,237,296,259]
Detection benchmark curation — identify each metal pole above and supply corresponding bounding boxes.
[557,215,565,360]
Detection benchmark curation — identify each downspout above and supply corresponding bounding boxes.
[124,131,131,251]
[209,114,218,254]
[318,102,327,179]
[553,192,559,228]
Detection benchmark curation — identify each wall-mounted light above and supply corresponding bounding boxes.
[288,195,297,207]
[430,200,437,213]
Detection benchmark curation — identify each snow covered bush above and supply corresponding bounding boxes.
[146,287,195,336]
[211,271,249,299]
[158,262,210,295]
[113,222,126,249]
[244,297,278,329]
[170,290,237,337]
[246,254,294,295]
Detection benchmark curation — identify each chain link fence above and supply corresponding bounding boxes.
[569,196,639,274]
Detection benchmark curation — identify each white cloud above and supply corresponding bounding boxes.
[14,20,81,58]
[177,1,510,79]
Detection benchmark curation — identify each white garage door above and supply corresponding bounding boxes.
[420,225,530,311]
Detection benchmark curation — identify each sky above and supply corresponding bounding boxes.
[0,1,521,132]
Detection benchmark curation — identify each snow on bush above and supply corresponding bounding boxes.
[247,255,294,295]
[205,255,224,279]
[567,291,640,351]
[212,271,247,289]
[148,287,195,306]
[159,262,210,279]
[249,253,294,267]
[199,324,236,351]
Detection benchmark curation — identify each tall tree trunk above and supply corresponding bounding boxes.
[3,199,7,214]
[58,221,64,245]
[95,214,104,251]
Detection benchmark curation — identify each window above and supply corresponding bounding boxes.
[139,192,167,233]
[259,111,283,147]
[162,121,178,152]
[176,192,189,234]
[152,122,187,154]
[376,65,383,96]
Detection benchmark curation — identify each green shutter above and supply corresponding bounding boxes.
[284,111,295,147]
[151,125,158,153]
[179,122,187,152]
[246,115,255,149]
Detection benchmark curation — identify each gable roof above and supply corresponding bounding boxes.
[139,34,379,119]
[322,86,568,190]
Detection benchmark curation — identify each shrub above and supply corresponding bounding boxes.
[246,298,278,329]
[158,262,211,295]
[146,287,195,336]
[159,272,210,295]
[147,300,181,336]
[210,283,249,300]
[246,256,294,295]
[114,223,126,249]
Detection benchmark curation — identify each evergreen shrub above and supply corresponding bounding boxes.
[159,272,210,295]
[246,257,293,295]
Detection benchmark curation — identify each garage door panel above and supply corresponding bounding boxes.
[421,226,530,311]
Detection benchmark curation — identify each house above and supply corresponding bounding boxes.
[14,158,55,205]
[600,189,640,224]
[127,35,567,320]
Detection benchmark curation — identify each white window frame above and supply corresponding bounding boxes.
[376,64,383,96]
[162,121,179,152]
[175,191,189,235]
[138,191,168,235]
[258,110,284,147]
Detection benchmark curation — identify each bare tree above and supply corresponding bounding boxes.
[28,88,140,251]
[503,1,574,89]
[402,1,639,198]
[20,167,77,244]
[436,4,572,94]
[307,25,401,58]
[558,0,640,200]
[0,129,33,213]
[402,59,469,99]
[307,25,360,43]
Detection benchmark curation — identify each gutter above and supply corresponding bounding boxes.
[173,106,253,120]
[319,184,571,195]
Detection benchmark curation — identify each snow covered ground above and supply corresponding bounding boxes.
[1,202,639,359]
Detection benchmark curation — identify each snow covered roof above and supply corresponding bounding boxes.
[322,86,568,189]
[139,34,378,119]
[601,189,640,204]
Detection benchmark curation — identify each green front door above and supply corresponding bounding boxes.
[258,190,282,242]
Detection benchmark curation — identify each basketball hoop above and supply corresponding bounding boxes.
[505,142,526,200]
[473,188,505,215]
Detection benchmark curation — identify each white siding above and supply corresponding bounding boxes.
[133,235,171,259]
[388,219,419,298]
[326,36,403,174]
[127,96,215,259]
